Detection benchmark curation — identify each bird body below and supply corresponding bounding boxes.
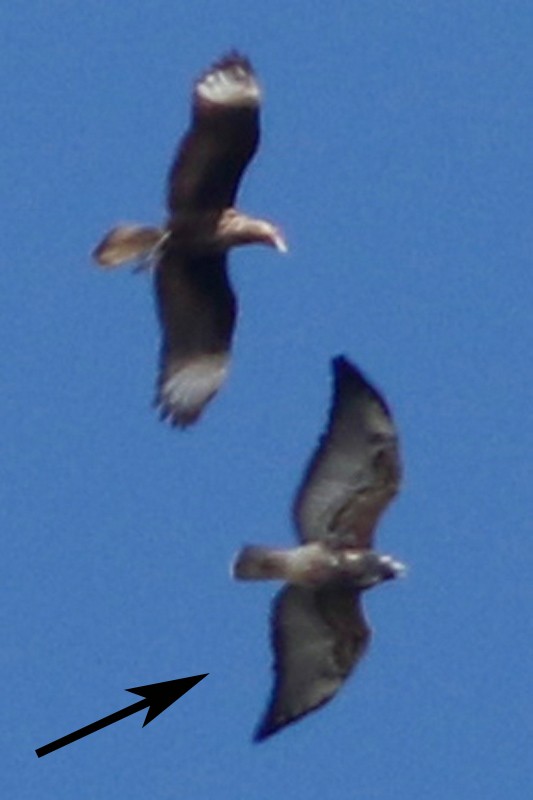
[234,543,403,588]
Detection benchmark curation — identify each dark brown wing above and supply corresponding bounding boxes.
[293,357,401,549]
[167,53,260,215]
[255,584,370,742]
[153,245,236,427]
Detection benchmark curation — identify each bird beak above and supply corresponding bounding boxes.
[380,554,407,579]
[272,230,288,253]
[392,559,408,578]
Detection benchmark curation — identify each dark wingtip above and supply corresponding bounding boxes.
[253,703,325,743]
[331,355,391,415]
[253,717,279,743]
[153,395,200,430]
[158,407,199,430]
[332,355,368,387]
[212,50,254,74]
[197,51,255,90]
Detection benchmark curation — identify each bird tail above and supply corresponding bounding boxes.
[92,224,167,268]
[232,545,289,581]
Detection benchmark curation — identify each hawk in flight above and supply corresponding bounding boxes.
[233,357,404,741]
[93,53,286,427]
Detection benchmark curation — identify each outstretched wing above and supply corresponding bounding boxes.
[293,357,401,549]
[255,584,370,742]
[167,53,261,215]
[154,246,236,427]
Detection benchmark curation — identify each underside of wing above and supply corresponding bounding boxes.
[167,53,261,215]
[154,246,236,427]
[255,584,370,742]
[293,357,402,549]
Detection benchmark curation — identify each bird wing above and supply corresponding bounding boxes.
[255,584,370,741]
[167,53,261,215]
[293,357,401,549]
[153,247,236,427]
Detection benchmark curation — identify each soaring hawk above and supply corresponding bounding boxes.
[233,357,404,741]
[93,53,286,427]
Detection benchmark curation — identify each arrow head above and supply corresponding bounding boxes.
[126,674,208,727]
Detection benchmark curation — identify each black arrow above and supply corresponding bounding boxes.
[35,674,208,758]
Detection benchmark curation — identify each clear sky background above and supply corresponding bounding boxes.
[2,2,532,798]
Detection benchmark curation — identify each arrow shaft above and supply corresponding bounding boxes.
[35,698,148,758]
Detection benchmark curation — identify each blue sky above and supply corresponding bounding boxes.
[3,1,532,797]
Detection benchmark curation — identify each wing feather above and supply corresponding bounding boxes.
[153,246,236,426]
[255,584,370,741]
[293,357,401,549]
[167,53,260,214]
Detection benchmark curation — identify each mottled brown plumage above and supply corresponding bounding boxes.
[93,53,286,427]
[233,357,404,741]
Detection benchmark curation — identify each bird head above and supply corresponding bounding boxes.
[218,211,288,253]
[257,221,288,253]
[341,550,406,589]
[376,554,406,582]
